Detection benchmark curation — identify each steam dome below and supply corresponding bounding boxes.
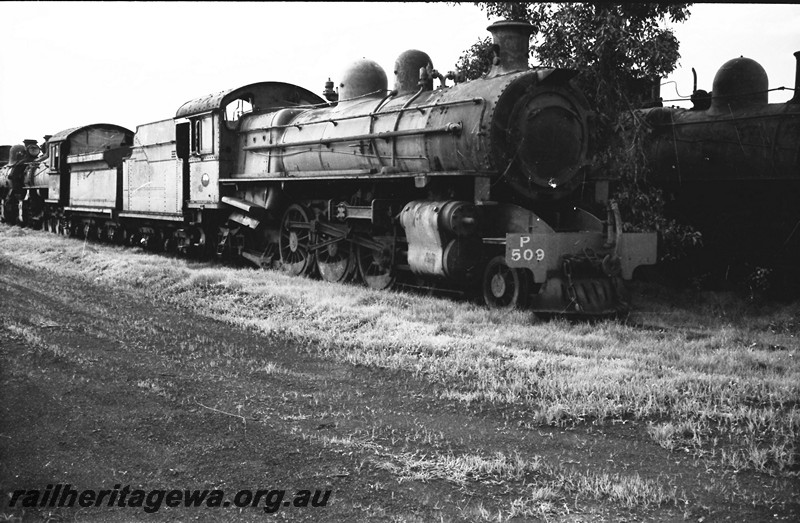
[711,57,768,109]
[338,59,388,101]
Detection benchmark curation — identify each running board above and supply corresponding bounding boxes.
[221,196,266,216]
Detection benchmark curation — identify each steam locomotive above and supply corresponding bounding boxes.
[637,51,800,284]
[0,20,657,314]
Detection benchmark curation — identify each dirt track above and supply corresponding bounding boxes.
[1,254,797,521]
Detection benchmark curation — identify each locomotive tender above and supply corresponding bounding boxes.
[1,21,657,314]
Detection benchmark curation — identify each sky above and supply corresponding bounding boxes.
[1,2,798,145]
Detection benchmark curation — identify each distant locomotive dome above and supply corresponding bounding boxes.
[711,57,769,108]
[338,59,388,100]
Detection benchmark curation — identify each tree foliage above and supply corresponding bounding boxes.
[459,2,699,260]
[472,2,690,116]
[455,37,495,81]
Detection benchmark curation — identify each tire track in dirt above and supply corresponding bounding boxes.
[1,256,797,522]
[0,262,464,521]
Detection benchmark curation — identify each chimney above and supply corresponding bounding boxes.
[486,20,534,77]
[790,51,800,104]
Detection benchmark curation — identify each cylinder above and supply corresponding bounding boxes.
[442,238,483,281]
[438,201,480,237]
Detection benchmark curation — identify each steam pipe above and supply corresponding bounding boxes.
[244,123,463,151]
[790,51,800,104]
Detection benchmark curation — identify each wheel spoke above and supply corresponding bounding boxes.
[483,256,528,309]
[317,231,354,283]
[357,238,395,290]
[279,204,314,276]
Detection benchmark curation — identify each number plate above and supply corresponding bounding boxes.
[505,234,547,267]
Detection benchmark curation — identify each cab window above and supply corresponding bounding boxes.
[192,116,214,154]
[225,97,253,124]
[50,144,60,171]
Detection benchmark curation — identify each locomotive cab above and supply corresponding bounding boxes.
[47,125,133,205]
[173,81,325,212]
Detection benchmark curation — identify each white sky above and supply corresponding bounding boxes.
[1,2,798,145]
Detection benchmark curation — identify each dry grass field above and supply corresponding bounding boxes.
[1,224,798,521]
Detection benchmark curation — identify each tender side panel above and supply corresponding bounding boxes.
[123,120,183,215]
[69,161,118,208]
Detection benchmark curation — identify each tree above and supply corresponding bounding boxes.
[472,2,690,119]
[454,37,494,81]
[458,2,699,261]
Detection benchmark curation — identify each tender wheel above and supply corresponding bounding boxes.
[482,256,529,309]
[316,232,354,283]
[357,237,396,290]
[279,204,314,276]
[106,226,118,244]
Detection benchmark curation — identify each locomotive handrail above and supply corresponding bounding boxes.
[219,169,493,182]
[242,123,463,151]
[247,98,483,133]
[131,139,176,148]
[659,86,797,104]
[369,92,397,169]
[647,111,800,127]
[391,87,426,167]
[665,137,796,151]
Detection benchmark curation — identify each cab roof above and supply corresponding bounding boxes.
[48,123,133,144]
[175,81,326,119]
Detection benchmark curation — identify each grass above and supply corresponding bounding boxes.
[2,225,798,483]
[304,423,681,520]
[312,429,679,519]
